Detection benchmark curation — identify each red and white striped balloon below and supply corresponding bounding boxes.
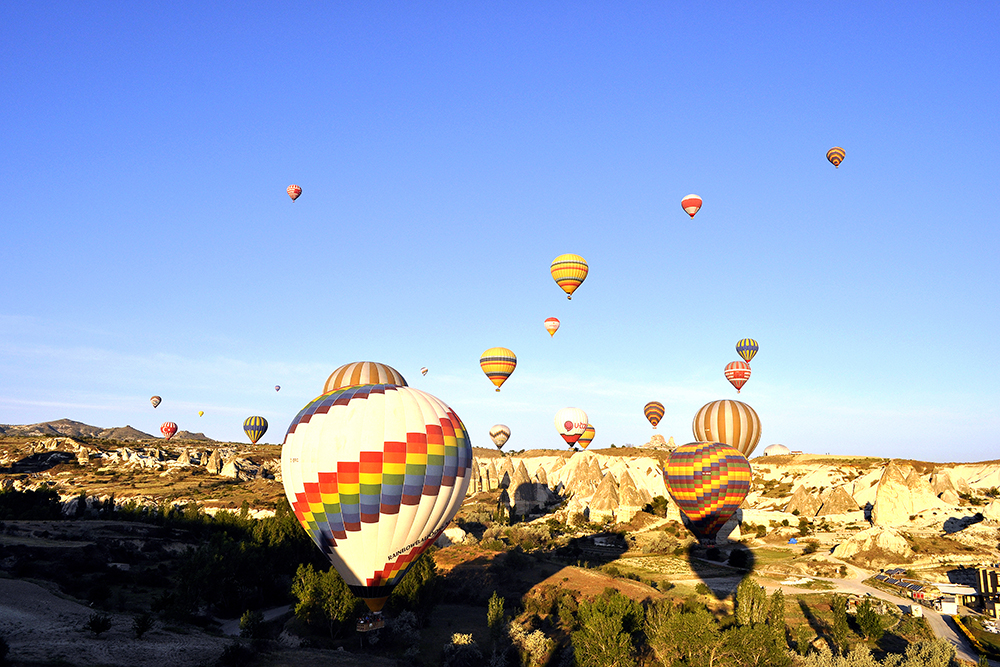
[681,194,702,219]
[287,184,302,201]
[724,361,751,393]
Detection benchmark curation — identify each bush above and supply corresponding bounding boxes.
[239,609,265,639]
[695,583,711,596]
[132,612,154,639]
[84,612,113,637]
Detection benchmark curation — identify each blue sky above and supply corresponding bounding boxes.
[2,3,998,461]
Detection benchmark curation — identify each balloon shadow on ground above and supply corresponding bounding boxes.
[797,599,833,651]
[943,514,984,534]
[685,541,757,600]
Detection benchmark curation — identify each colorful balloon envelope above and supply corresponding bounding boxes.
[287,184,302,201]
[555,407,588,446]
[576,424,595,450]
[544,317,560,337]
[244,416,268,444]
[664,441,752,543]
[150,396,161,408]
[681,194,703,219]
[724,361,751,393]
[480,347,516,392]
[324,362,408,394]
[826,147,845,168]
[644,401,665,429]
[160,422,177,440]
[692,399,762,458]
[281,384,472,612]
[550,254,588,300]
[275,385,281,392]
[198,411,204,417]
[420,367,428,376]
[489,424,510,450]
[736,338,758,364]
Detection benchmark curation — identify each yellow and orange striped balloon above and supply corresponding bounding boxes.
[324,362,407,393]
[826,147,845,168]
[550,254,588,300]
[692,399,761,458]
[480,347,516,391]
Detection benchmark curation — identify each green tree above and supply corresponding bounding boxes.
[645,600,724,667]
[831,595,850,654]
[291,563,362,637]
[722,624,792,667]
[239,609,265,639]
[572,589,643,667]
[855,599,884,642]
[768,589,786,648]
[487,592,506,647]
[735,577,768,627]
[387,551,438,615]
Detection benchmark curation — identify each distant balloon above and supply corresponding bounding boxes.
[826,147,845,168]
[198,411,204,417]
[577,424,595,450]
[550,254,588,300]
[160,422,177,440]
[681,194,703,219]
[480,347,516,392]
[724,360,751,393]
[275,385,281,392]
[489,424,511,450]
[150,396,161,408]
[544,317,561,337]
[281,383,471,612]
[421,367,429,376]
[244,416,268,445]
[644,401,665,429]
[287,184,302,201]
[736,338,759,364]
[555,407,588,446]
[664,441,752,543]
[324,362,408,394]
[692,399,762,458]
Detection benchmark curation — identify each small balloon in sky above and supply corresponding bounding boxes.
[244,416,268,444]
[736,338,758,364]
[826,147,845,168]
[287,184,302,201]
[544,317,560,337]
[644,401,665,428]
[198,411,204,417]
[150,396,161,408]
[681,194,703,219]
[490,424,510,450]
[480,347,516,391]
[555,407,588,446]
[160,422,177,440]
[550,254,588,300]
[420,367,429,376]
[724,361,751,393]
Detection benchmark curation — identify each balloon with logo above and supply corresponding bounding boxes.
[244,416,268,445]
[287,184,302,201]
[644,401,665,429]
[692,399,762,458]
[324,361,408,393]
[724,361,751,393]
[826,147,845,168]
[544,317,560,337]
[150,396,161,408]
[281,382,472,613]
[550,254,588,300]
[480,347,516,391]
[160,422,177,441]
[664,441,752,543]
[736,339,758,365]
[681,194,703,219]
[555,407,589,446]
[489,424,510,450]
[576,424,595,450]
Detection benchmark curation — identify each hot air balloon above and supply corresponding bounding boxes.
[324,362,408,394]
[150,396,161,408]
[664,441,752,543]
[644,401,665,429]
[420,367,428,376]
[576,424,595,450]
[692,399,762,458]
[555,407,588,446]
[160,422,177,440]
[198,411,204,417]
[244,416,268,444]
[724,361,751,393]
[736,338,758,364]
[826,147,845,168]
[281,383,472,613]
[287,184,302,201]
[681,194,703,219]
[480,347,516,391]
[544,317,560,337]
[550,254,588,300]
[489,424,510,450]
[275,385,281,392]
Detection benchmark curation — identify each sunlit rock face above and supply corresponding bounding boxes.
[784,485,822,517]
[831,526,913,564]
[872,461,949,526]
[817,486,860,516]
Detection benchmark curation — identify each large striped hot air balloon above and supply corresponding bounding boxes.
[555,407,588,446]
[826,147,845,168]
[576,424,595,450]
[544,317,560,337]
[287,184,302,201]
[692,399,762,458]
[664,441,752,543]
[281,383,472,612]
[150,395,161,408]
[244,416,268,445]
[160,422,177,440]
[736,339,758,364]
[324,362,407,394]
[489,424,510,450]
[681,194,703,219]
[550,254,588,300]
[480,347,516,391]
[724,361,751,393]
[644,401,665,429]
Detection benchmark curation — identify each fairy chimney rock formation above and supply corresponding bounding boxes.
[588,472,620,523]
[872,461,949,526]
[784,485,822,517]
[817,486,860,516]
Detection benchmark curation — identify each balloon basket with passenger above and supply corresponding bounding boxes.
[356,611,385,633]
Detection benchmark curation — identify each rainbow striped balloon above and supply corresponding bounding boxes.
[736,338,758,364]
[576,424,595,450]
[692,399,761,458]
[644,401,665,428]
[244,416,268,444]
[550,254,589,300]
[324,362,407,394]
[281,384,472,612]
[480,347,516,391]
[664,441,752,543]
